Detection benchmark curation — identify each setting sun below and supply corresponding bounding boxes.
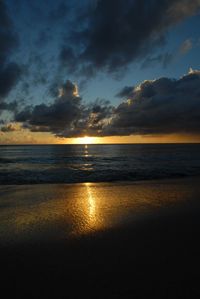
[73,136,99,144]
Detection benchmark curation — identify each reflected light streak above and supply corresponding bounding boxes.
[84,144,89,157]
[85,182,96,226]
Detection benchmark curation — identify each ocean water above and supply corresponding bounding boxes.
[0,144,200,184]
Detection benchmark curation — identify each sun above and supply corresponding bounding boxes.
[73,136,98,144]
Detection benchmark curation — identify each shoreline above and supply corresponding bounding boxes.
[1,173,200,187]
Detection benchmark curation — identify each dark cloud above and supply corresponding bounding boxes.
[0,100,18,112]
[13,70,200,138]
[83,99,113,136]
[14,80,113,137]
[35,30,51,47]
[0,0,21,103]
[116,86,134,98]
[60,0,200,77]
[0,1,18,63]
[15,80,83,135]
[58,98,113,138]
[0,63,22,98]
[103,69,200,136]
[59,47,76,73]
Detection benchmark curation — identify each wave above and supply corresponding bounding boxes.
[1,144,200,185]
[0,168,199,185]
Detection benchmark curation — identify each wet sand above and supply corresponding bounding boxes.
[1,178,200,298]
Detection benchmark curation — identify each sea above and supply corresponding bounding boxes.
[0,144,200,185]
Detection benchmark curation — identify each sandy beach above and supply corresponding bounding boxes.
[1,177,200,298]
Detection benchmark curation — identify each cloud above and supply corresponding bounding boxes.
[14,80,113,137]
[141,53,174,69]
[179,39,193,55]
[115,86,134,99]
[0,63,22,98]
[141,38,195,70]
[104,69,200,136]
[141,38,195,69]
[48,1,70,22]
[0,122,21,132]
[35,30,51,47]
[0,0,21,102]
[0,100,18,112]
[12,69,200,138]
[15,80,83,135]
[60,0,200,77]
[58,98,113,138]
[59,47,76,73]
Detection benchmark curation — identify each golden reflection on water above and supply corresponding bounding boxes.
[0,178,200,243]
[84,144,89,157]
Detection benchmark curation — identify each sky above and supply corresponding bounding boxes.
[0,0,200,144]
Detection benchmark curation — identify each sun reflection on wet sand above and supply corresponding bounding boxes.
[85,182,96,226]
[0,178,200,243]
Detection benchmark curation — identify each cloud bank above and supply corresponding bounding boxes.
[13,69,200,138]
[104,69,200,136]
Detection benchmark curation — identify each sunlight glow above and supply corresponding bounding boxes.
[73,136,99,144]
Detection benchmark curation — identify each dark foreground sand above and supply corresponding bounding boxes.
[1,178,200,298]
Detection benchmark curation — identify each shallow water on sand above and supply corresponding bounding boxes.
[1,177,200,244]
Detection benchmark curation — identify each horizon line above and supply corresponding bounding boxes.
[1,142,200,146]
